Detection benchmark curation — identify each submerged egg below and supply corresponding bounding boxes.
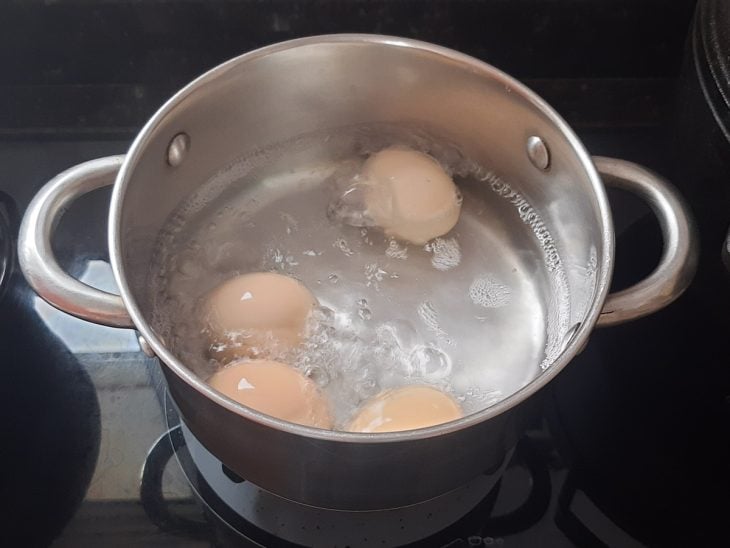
[203,272,317,362]
[207,359,333,429]
[362,147,462,245]
[347,385,463,433]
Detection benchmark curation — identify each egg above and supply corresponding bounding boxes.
[208,359,333,429]
[362,147,462,245]
[347,385,463,433]
[203,272,317,362]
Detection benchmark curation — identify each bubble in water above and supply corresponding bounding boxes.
[205,241,239,270]
[385,239,408,260]
[262,247,301,272]
[480,168,571,371]
[410,345,452,379]
[417,301,449,340]
[333,238,355,256]
[304,365,331,387]
[311,305,335,324]
[327,178,375,228]
[364,262,389,289]
[269,248,284,265]
[454,188,464,207]
[459,386,502,409]
[149,125,570,427]
[177,258,201,278]
[372,320,418,378]
[353,375,379,399]
[357,298,372,321]
[425,237,461,271]
[469,276,512,308]
[376,319,419,350]
[280,212,299,234]
[360,228,374,246]
[587,246,598,275]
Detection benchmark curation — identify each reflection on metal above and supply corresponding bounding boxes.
[33,259,138,354]
[0,191,14,303]
[138,335,157,358]
[594,157,699,326]
[526,135,551,170]
[167,132,191,167]
[18,155,133,327]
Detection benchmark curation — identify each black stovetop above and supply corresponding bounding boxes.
[2,2,729,547]
[2,129,727,548]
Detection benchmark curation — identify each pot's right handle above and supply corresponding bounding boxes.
[594,157,699,327]
[18,156,134,328]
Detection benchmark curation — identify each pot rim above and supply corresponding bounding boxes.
[109,33,614,444]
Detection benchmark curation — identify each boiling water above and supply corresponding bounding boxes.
[151,125,571,428]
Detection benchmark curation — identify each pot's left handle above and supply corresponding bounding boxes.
[18,156,134,328]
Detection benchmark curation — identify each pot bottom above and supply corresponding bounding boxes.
[164,399,509,547]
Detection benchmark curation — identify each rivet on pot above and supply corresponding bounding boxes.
[167,132,190,167]
[138,335,156,358]
[526,135,550,171]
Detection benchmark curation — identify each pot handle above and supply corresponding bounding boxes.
[594,156,698,327]
[18,156,134,328]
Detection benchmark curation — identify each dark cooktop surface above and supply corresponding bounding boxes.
[2,2,729,546]
[2,127,727,548]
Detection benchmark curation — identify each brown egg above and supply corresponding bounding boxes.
[203,272,317,362]
[208,359,333,429]
[362,147,462,245]
[347,385,463,433]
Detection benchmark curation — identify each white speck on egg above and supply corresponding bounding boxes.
[237,377,255,390]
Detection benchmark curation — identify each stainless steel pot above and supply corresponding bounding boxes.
[18,35,698,511]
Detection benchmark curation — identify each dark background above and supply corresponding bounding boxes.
[0,0,697,139]
[6,2,730,547]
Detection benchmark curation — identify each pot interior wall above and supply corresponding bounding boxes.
[116,38,607,379]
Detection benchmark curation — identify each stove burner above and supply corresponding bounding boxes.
[140,394,554,547]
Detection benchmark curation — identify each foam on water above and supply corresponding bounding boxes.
[416,301,450,343]
[385,239,408,260]
[469,276,512,309]
[150,123,574,425]
[425,237,462,271]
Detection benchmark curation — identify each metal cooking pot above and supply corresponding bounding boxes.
[17,35,698,511]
